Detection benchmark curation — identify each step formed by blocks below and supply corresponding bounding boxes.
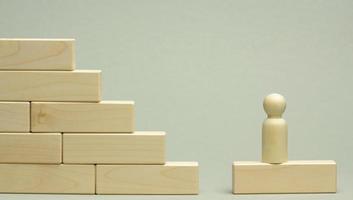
[0,164,95,194]
[0,102,30,132]
[96,162,199,194]
[31,101,134,132]
[63,132,165,164]
[0,133,62,163]
[0,38,75,70]
[232,160,336,194]
[0,38,199,195]
[0,70,101,102]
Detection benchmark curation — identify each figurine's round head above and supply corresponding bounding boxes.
[263,93,286,117]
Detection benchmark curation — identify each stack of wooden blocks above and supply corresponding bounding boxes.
[0,38,199,194]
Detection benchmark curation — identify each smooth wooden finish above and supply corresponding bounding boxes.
[0,164,94,194]
[0,102,30,132]
[31,101,134,132]
[0,133,61,163]
[0,70,100,101]
[262,93,288,164]
[63,132,164,164]
[232,160,336,194]
[96,162,199,194]
[0,38,74,70]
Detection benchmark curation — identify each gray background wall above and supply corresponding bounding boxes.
[0,0,352,199]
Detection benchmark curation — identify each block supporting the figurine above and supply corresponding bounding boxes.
[232,160,336,194]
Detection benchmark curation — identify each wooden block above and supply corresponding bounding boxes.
[0,70,100,102]
[31,101,134,132]
[0,102,29,132]
[0,133,61,163]
[63,131,164,164]
[96,162,199,194]
[0,164,94,194]
[0,38,74,70]
[232,160,336,194]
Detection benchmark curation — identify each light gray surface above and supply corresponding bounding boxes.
[0,0,352,199]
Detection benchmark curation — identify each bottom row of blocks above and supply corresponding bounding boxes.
[0,162,199,194]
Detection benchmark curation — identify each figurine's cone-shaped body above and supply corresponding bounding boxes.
[262,93,288,164]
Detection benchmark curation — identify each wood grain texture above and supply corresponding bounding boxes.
[0,164,94,194]
[63,132,164,164]
[0,102,30,132]
[0,70,100,102]
[232,160,336,194]
[0,133,61,163]
[31,101,134,132]
[0,38,74,70]
[96,162,199,194]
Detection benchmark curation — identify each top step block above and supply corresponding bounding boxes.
[0,38,75,70]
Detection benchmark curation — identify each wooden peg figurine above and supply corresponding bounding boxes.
[262,93,288,164]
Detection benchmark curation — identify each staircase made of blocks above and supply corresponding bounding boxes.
[0,38,199,194]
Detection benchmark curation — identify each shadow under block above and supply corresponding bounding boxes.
[63,132,165,164]
[0,38,75,70]
[0,164,94,194]
[0,133,61,163]
[232,160,336,194]
[31,101,134,132]
[0,70,100,102]
[0,102,29,132]
[96,162,199,194]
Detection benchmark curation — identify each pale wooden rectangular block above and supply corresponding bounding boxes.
[31,101,134,132]
[0,70,100,101]
[0,38,75,70]
[96,162,199,194]
[0,164,94,194]
[0,133,61,163]
[0,102,29,132]
[63,131,164,164]
[232,160,336,194]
